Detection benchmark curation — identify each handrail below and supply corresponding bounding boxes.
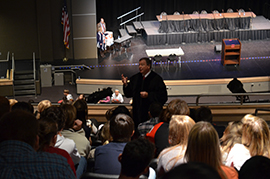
[195,93,270,106]
[117,7,141,19]
[12,53,15,98]
[33,52,37,98]
[120,13,145,26]
[0,51,10,62]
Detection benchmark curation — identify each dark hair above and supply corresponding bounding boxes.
[195,106,213,123]
[110,114,134,142]
[12,101,34,114]
[149,102,163,118]
[61,104,77,129]
[0,110,39,148]
[121,138,155,177]
[40,106,66,131]
[139,57,152,68]
[161,162,221,179]
[38,117,58,151]
[0,96,10,119]
[111,106,131,119]
[73,99,88,125]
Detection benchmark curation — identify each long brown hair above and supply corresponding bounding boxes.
[185,121,227,179]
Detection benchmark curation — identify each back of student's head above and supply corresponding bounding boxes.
[120,138,155,177]
[73,99,88,125]
[112,106,131,118]
[239,156,270,179]
[161,162,221,179]
[149,102,163,118]
[12,101,34,114]
[0,96,10,119]
[36,100,52,119]
[41,106,66,132]
[38,117,58,151]
[162,99,189,123]
[61,104,77,129]
[195,106,212,123]
[110,114,134,142]
[0,110,39,148]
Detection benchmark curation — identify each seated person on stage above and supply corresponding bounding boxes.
[94,114,134,175]
[138,102,163,136]
[0,111,75,179]
[38,117,76,177]
[97,27,105,58]
[97,18,106,33]
[118,138,155,179]
[62,89,74,104]
[111,89,124,104]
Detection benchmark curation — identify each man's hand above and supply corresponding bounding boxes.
[121,74,128,86]
[140,91,148,98]
[73,119,83,131]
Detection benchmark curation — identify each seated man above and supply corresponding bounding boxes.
[118,138,155,179]
[0,110,75,179]
[94,114,134,175]
[111,89,124,103]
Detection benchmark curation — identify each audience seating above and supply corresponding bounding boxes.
[80,172,147,179]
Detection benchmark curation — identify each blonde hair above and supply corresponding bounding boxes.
[159,115,195,170]
[36,100,51,119]
[220,121,243,156]
[241,114,270,157]
[185,121,227,179]
[9,99,18,107]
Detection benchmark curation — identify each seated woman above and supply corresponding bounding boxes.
[185,121,238,179]
[36,100,51,119]
[225,114,270,170]
[157,115,195,177]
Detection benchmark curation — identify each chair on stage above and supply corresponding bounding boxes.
[173,11,180,15]
[152,55,163,70]
[167,54,178,69]
[201,10,207,14]
[227,8,234,13]
[192,11,199,14]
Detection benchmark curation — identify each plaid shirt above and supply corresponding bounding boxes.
[0,140,75,179]
[137,117,159,136]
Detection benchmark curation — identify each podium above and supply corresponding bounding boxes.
[221,38,241,66]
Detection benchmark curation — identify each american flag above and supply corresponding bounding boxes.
[61,0,70,49]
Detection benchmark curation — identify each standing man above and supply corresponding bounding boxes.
[121,57,168,128]
[97,18,106,33]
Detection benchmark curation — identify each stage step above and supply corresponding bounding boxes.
[14,70,34,75]
[126,25,137,35]
[14,74,34,80]
[13,69,36,97]
[14,84,35,90]
[133,21,144,30]
[119,29,128,37]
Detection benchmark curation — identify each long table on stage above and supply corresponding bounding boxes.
[157,12,256,33]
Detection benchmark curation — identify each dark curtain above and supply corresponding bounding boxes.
[96,0,270,37]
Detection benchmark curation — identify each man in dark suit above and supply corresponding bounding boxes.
[121,57,168,128]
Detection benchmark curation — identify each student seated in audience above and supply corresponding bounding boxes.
[11,101,34,114]
[0,110,75,179]
[61,104,91,158]
[38,117,76,177]
[94,114,134,175]
[161,162,222,179]
[225,114,270,170]
[40,106,81,166]
[8,98,17,108]
[195,106,225,138]
[220,121,243,164]
[239,156,270,179]
[0,96,10,118]
[185,121,238,179]
[157,115,195,177]
[36,99,51,119]
[111,89,124,103]
[146,99,190,156]
[138,102,163,136]
[118,138,155,179]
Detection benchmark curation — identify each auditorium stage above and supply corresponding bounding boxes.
[142,16,270,45]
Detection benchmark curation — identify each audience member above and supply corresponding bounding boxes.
[161,162,222,179]
[94,114,134,175]
[0,110,75,178]
[0,96,10,118]
[137,102,163,136]
[225,114,270,170]
[76,94,86,101]
[40,106,81,166]
[11,101,34,114]
[146,99,190,156]
[61,104,91,158]
[63,89,74,104]
[220,121,243,164]
[157,115,195,177]
[118,138,155,179]
[239,156,270,179]
[8,98,17,108]
[38,117,76,176]
[185,121,238,179]
[36,99,51,119]
[195,106,225,138]
[111,89,124,103]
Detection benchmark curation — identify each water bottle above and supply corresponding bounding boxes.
[118,35,120,40]
[244,12,245,16]
[160,14,162,19]
[78,76,80,80]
